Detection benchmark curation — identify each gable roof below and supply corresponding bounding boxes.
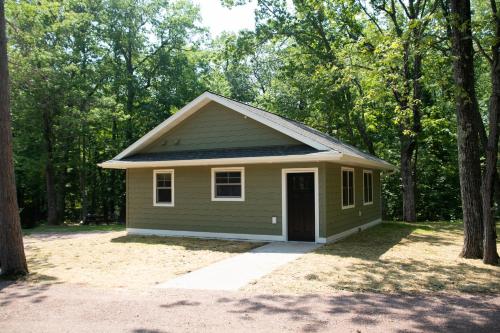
[100,92,395,170]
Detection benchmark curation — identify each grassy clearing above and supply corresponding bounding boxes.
[23,223,125,235]
[23,231,263,289]
[245,221,500,294]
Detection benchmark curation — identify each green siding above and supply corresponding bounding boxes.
[141,101,301,153]
[325,165,381,236]
[127,163,327,237]
[126,162,381,240]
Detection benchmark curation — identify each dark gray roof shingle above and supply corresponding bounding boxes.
[122,145,320,162]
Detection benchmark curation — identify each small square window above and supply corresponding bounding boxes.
[211,168,245,201]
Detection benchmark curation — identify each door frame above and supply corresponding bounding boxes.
[281,168,319,243]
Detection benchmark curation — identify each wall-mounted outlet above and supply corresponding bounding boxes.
[272,216,277,224]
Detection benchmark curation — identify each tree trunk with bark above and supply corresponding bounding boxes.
[400,138,417,221]
[42,107,59,225]
[482,0,500,265]
[398,43,422,223]
[0,0,28,276]
[450,0,484,258]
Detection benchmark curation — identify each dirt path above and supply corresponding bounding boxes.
[1,281,498,332]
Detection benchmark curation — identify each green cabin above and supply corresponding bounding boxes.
[100,92,395,243]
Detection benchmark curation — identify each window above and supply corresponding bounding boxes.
[363,170,373,205]
[342,167,355,209]
[211,167,245,201]
[153,170,174,206]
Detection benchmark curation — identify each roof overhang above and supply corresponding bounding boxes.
[99,151,395,170]
[100,151,341,169]
[338,155,396,171]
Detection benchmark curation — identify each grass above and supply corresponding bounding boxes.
[22,223,125,235]
[244,221,500,294]
[23,231,264,289]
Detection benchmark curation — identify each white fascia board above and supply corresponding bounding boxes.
[113,92,331,160]
[99,151,341,169]
[337,154,397,171]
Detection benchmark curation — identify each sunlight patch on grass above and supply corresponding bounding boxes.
[244,221,500,294]
[23,232,263,289]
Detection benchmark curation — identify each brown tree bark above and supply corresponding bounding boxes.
[398,42,422,223]
[400,139,417,221]
[482,0,500,265]
[449,0,484,258]
[42,107,59,225]
[0,0,28,276]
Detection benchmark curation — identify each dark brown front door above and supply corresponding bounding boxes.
[287,172,315,242]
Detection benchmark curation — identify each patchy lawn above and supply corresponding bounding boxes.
[22,223,125,235]
[23,231,263,289]
[245,221,500,294]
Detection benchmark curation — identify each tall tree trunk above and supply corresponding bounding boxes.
[80,127,88,224]
[56,166,66,224]
[125,45,135,144]
[450,0,484,258]
[483,0,500,265]
[400,138,417,221]
[397,40,421,223]
[0,0,28,276]
[42,108,58,225]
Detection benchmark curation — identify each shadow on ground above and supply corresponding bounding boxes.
[110,234,265,253]
[316,222,447,260]
[1,280,498,332]
[0,280,54,307]
[156,292,500,333]
[294,221,500,293]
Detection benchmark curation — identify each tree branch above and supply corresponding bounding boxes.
[473,36,493,65]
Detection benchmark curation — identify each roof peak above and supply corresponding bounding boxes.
[108,91,395,170]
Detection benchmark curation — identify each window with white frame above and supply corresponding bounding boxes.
[363,170,373,205]
[211,167,244,201]
[153,170,174,206]
[342,167,355,208]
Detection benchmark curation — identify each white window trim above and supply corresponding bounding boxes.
[153,169,175,207]
[211,167,245,202]
[341,167,355,209]
[363,169,374,205]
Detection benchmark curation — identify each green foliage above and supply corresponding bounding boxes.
[7,0,491,224]
[7,0,208,225]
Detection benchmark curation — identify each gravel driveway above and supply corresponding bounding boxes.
[1,281,498,332]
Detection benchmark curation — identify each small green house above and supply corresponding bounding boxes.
[100,92,395,243]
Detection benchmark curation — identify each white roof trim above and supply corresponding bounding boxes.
[100,151,341,169]
[113,92,331,160]
[338,154,395,171]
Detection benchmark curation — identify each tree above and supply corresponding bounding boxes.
[7,0,207,227]
[358,0,443,222]
[448,0,484,258]
[448,0,499,262]
[0,0,28,276]
[471,0,500,264]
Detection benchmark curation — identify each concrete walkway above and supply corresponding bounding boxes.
[158,242,321,291]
